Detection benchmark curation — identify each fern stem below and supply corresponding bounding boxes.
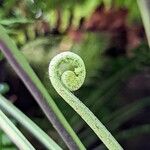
[49,52,123,150]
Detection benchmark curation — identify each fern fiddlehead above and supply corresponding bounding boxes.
[49,52,123,150]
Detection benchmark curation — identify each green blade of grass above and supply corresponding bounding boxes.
[137,0,150,47]
[0,109,35,150]
[0,25,85,150]
[0,94,62,150]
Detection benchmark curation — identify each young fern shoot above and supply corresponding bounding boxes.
[49,52,123,150]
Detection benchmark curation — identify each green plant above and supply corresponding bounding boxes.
[0,93,62,150]
[137,0,150,47]
[0,24,84,149]
[0,0,149,149]
[0,109,35,150]
[49,51,123,150]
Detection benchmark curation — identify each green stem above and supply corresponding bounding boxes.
[0,109,35,150]
[49,52,123,150]
[80,97,150,146]
[0,94,62,150]
[0,24,85,150]
[137,0,150,47]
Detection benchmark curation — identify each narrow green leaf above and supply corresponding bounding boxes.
[137,0,150,47]
[0,94,62,150]
[0,24,85,149]
[0,110,35,150]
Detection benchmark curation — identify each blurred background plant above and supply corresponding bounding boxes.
[0,0,150,149]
